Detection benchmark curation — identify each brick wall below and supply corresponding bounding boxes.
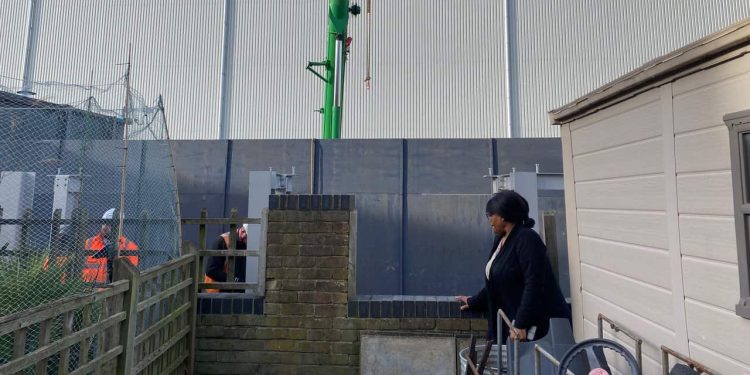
[196,195,486,375]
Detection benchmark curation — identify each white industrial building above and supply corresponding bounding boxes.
[1,0,749,140]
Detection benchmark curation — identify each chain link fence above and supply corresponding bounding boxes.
[0,74,180,370]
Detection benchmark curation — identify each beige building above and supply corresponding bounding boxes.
[550,20,750,374]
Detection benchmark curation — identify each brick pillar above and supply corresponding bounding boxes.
[265,210,352,318]
[263,195,357,373]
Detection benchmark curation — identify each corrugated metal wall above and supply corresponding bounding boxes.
[1,1,750,139]
[513,0,750,137]
[339,0,506,139]
[227,0,506,139]
[0,1,30,89]
[0,0,225,140]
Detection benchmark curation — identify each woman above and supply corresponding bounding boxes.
[456,191,570,343]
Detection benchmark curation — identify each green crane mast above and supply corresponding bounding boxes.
[307,0,360,139]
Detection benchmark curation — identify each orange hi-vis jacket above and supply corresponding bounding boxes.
[83,234,139,284]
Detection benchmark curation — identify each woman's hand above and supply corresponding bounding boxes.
[455,296,470,310]
[509,328,527,341]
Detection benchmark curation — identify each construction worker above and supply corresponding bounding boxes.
[205,224,247,293]
[83,208,139,284]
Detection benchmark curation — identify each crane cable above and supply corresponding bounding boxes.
[364,0,372,90]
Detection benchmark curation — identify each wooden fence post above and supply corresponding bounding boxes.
[114,257,139,375]
[226,209,238,283]
[197,208,207,293]
[181,241,198,375]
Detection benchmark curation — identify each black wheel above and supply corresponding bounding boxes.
[558,338,640,375]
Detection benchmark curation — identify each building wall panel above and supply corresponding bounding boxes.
[576,209,668,250]
[570,99,661,156]
[679,215,737,264]
[573,138,663,182]
[575,175,665,211]
[682,257,740,311]
[581,264,674,330]
[579,236,670,289]
[674,125,731,173]
[676,171,733,216]
[685,299,750,365]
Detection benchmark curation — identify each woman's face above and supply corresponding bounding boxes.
[486,213,507,236]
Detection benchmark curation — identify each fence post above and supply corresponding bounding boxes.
[197,208,207,293]
[181,241,198,375]
[138,210,149,254]
[226,208,238,283]
[70,208,88,280]
[114,257,139,375]
[50,209,61,255]
[20,208,32,255]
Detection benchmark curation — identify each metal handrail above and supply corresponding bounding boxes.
[597,313,643,372]
[497,309,520,375]
[661,346,715,375]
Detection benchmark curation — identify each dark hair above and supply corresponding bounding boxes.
[485,190,535,228]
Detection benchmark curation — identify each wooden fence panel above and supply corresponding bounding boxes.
[0,281,129,375]
[126,252,195,375]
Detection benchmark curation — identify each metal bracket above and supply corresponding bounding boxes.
[306,61,329,83]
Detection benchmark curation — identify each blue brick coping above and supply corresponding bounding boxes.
[348,295,485,319]
[197,294,264,315]
[269,194,355,211]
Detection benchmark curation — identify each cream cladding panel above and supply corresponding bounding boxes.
[575,175,665,211]
[674,125,731,174]
[676,171,733,216]
[579,236,670,289]
[688,342,750,375]
[682,257,740,311]
[685,299,750,366]
[576,209,668,250]
[581,291,679,357]
[573,138,663,182]
[581,264,674,329]
[673,61,750,134]
[679,215,737,263]
[570,93,661,156]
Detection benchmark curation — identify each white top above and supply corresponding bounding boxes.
[485,237,505,280]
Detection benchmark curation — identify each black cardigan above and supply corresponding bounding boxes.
[205,235,247,283]
[468,226,570,342]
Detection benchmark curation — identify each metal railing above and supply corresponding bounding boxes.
[497,309,520,375]
[597,313,643,372]
[661,346,715,375]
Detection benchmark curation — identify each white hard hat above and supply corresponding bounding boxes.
[102,208,121,220]
[243,223,249,233]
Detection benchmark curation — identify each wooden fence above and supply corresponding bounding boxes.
[0,251,198,375]
[0,210,263,374]
[0,280,130,374]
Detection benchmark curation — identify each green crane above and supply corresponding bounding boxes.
[307,0,361,139]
